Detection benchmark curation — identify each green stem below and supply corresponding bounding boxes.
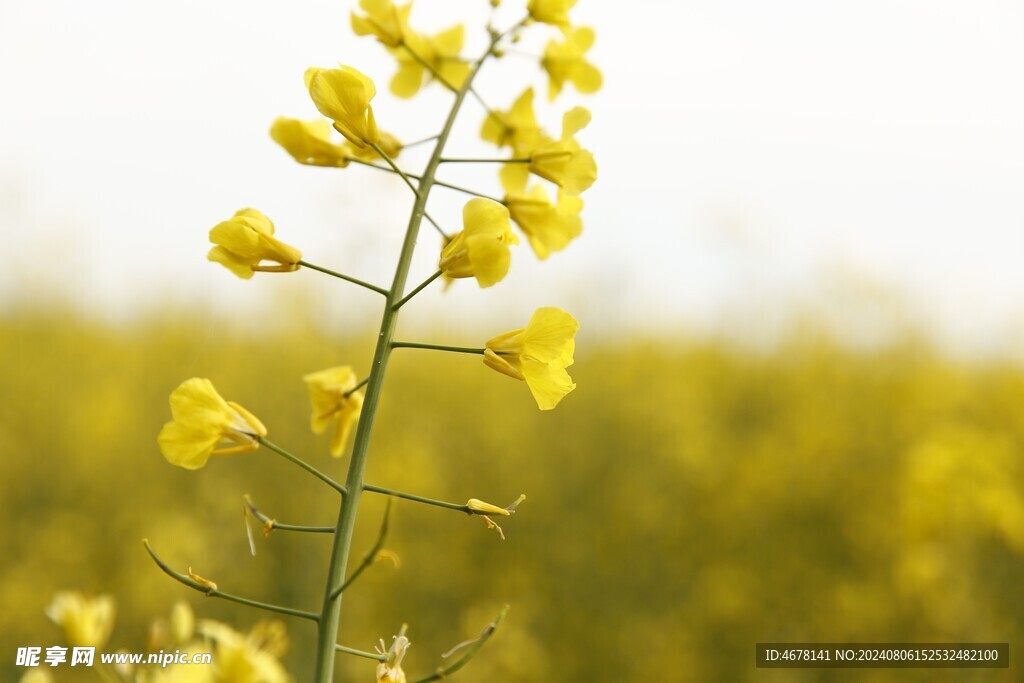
[311,20,523,683]
[439,157,530,164]
[258,437,347,495]
[298,260,389,296]
[393,269,443,311]
[143,540,319,622]
[335,644,387,662]
[245,496,334,534]
[363,483,471,512]
[391,341,486,355]
[410,606,510,683]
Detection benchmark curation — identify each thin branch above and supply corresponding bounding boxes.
[347,157,504,204]
[142,540,319,622]
[245,495,334,534]
[391,341,486,355]
[258,437,347,495]
[336,644,387,662]
[401,133,441,149]
[410,606,510,683]
[330,499,394,600]
[393,270,444,311]
[298,261,389,296]
[439,157,531,164]
[363,483,471,512]
[401,42,458,92]
[370,142,423,198]
[345,377,370,398]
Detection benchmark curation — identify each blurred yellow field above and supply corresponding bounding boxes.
[3,314,1022,681]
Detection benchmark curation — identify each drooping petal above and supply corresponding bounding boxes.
[522,357,576,410]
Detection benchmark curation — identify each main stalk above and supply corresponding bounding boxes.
[311,30,510,683]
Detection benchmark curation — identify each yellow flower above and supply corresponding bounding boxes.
[207,209,303,279]
[198,620,291,683]
[303,366,364,457]
[305,65,380,147]
[388,25,469,98]
[45,592,116,649]
[270,118,349,167]
[480,87,545,156]
[376,635,410,683]
[503,185,583,260]
[439,199,518,287]
[527,0,576,29]
[484,307,578,410]
[541,27,602,100]
[528,107,597,196]
[271,118,403,167]
[350,0,412,48]
[157,378,267,470]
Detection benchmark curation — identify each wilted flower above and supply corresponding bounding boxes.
[375,634,410,683]
[541,27,602,100]
[528,106,596,196]
[439,199,518,287]
[527,0,576,29]
[306,66,380,147]
[484,307,578,410]
[304,366,364,457]
[388,25,469,97]
[157,378,267,470]
[45,592,116,649]
[207,209,302,279]
[351,0,412,48]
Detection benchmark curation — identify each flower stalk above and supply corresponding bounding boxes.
[311,22,523,683]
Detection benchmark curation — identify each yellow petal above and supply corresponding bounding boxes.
[523,307,578,364]
[522,357,576,410]
[390,61,425,98]
[207,246,256,280]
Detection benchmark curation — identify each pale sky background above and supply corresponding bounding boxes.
[2,0,1023,353]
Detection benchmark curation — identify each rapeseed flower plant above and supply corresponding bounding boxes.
[303,365,365,457]
[481,87,545,153]
[45,591,116,649]
[157,378,266,470]
[484,307,579,410]
[146,3,600,681]
[503,183,583,259]
[541,27,602,100]
[272,118,404,167]
[207,209,302,279]
[527,0,576,29]
[527,106,597,195]
[350,0,411,48]
[306,66,380,147]
[387,25,469,97]
[439,198,518,287]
